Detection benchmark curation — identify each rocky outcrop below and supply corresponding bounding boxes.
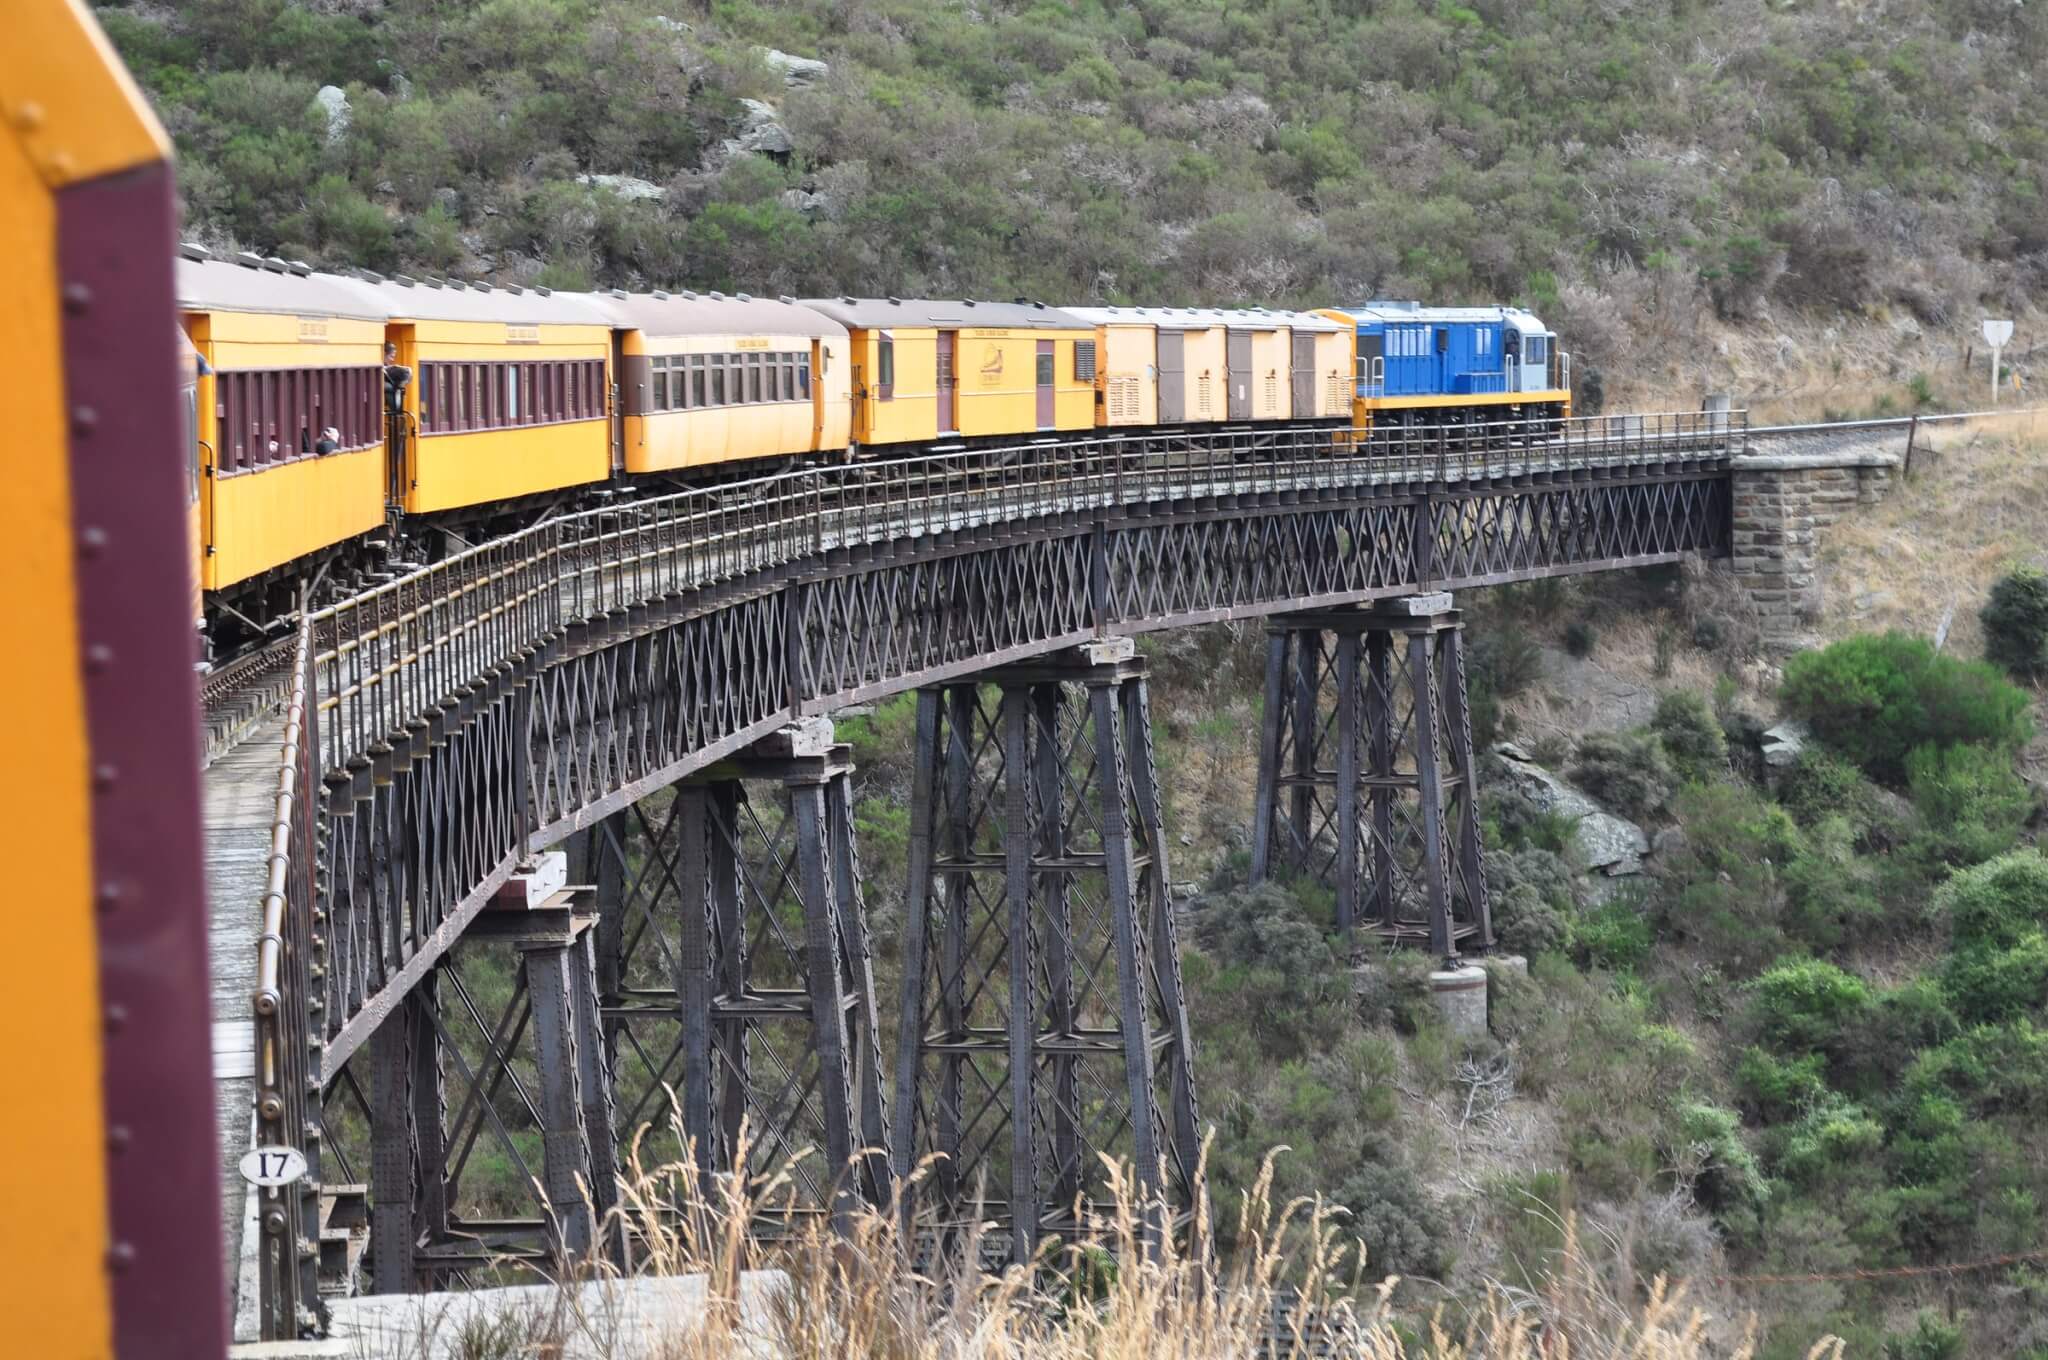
[577,174,667,203]
[1761,720,1810,770]
[1493,742,1651,877]
[761,47,829,86]
[316,85,351,145]
[722,98,795,159]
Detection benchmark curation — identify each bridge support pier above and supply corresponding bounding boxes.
[891,640,1201,1264]
[589,722,890,1224]
[1250,595,1492,955]
[359,892,621,1291]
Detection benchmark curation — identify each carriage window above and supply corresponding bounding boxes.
[710,360,726,406]
[691,357,707,408]
[653,361,670,412]
[797,354,812,398]
[877,334,895,395]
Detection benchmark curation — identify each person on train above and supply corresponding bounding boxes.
[383,342,411,412]
[314,426,340,455]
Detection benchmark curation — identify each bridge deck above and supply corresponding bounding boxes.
[203,712,286,1322]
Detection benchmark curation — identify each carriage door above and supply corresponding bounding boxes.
[1157,330,1185,422]
[1227,329,1253,420]
[1291,331,1316,418]
[937,330,957,434]
[1035,340,1054,428]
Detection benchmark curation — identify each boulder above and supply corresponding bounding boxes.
[1492,743,1651,876]
[315,85,351,146]
[577,173,667,203]
[779,187,825,215]
[760,47,829,86]
[722,98,794,159]
[1761,720,1810,769]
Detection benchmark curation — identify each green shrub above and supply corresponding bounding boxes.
[1571,896,1652,971]
[1569,729,1676,820]
[1779,632,2032,783]
[1777,749,1887,834]
[1188,883,1351,1061]
[1563,618,1599,658]
[1882,1311,1966,1360]
[1904,1020,2048,1117]
[1650,690,1727,779]
[1677,1100,1769,1229]
[1981,565,2048,682]
[1905,742,2033,870]
[1334,1160,1453,1280]
[1941,930,2048,1025]
[1654,781,1806,974]
[1777,1095,1886,1186]
[1933,851,2048,952]
[1736,1045,1829,1120]
[1487,846,1579,957]
[1747,958,1873,1056]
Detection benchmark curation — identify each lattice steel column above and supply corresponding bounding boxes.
[595,722,889,1223]
[1249,595,1492,954]
[892,640,1202,1263]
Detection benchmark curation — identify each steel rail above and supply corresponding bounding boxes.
[1743,405,2046,437]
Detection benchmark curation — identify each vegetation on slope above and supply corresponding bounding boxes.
[106,0,2048,397]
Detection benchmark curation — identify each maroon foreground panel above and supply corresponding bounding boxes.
[60,161,227,1355]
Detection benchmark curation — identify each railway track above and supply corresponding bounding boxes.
[199,635,301,767]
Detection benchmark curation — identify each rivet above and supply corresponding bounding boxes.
[80,525,107,556]
[97,880,122,912]
[63,282,92,314]
[105,1003,128,1033]
[15,101,44,132]
[46,151,75,178]
[107,1241,136,1272]
[93,764,118,791]
[72,405,98,433]
[86,644,113,673]
[108,1125,131,1152]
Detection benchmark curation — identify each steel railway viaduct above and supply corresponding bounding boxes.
[206,414,1758,1339]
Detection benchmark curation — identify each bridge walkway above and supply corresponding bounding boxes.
[204,711,287,1329]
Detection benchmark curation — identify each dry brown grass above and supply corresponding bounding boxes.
[374,1113,1839,1360]
[1814,415,2048,658]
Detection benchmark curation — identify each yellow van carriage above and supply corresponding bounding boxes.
[176,248,393,603]
[798,298,1095,449]
[1062,306,1352,437]
[605,291,852,476]
[363,274,617,517]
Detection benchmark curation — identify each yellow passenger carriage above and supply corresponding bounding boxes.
[608,291,851,474]
[368,276,615,515]
[799,298,1095,448]
[177,250,392,593]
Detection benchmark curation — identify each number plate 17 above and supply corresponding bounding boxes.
[239,1145,307,1188]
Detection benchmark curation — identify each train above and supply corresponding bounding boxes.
[176,250,1572,648]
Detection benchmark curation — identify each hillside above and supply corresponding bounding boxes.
[107,0,2047,401]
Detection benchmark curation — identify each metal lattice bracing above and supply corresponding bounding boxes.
[891,643,1201,1262]
[327,892,621,1291]
[1250,599,1492,954]
[586,727,889,1224]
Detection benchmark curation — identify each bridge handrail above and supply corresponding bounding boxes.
[251,608,321,1337]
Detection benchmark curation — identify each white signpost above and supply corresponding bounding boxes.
[1983,319,2013,404]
